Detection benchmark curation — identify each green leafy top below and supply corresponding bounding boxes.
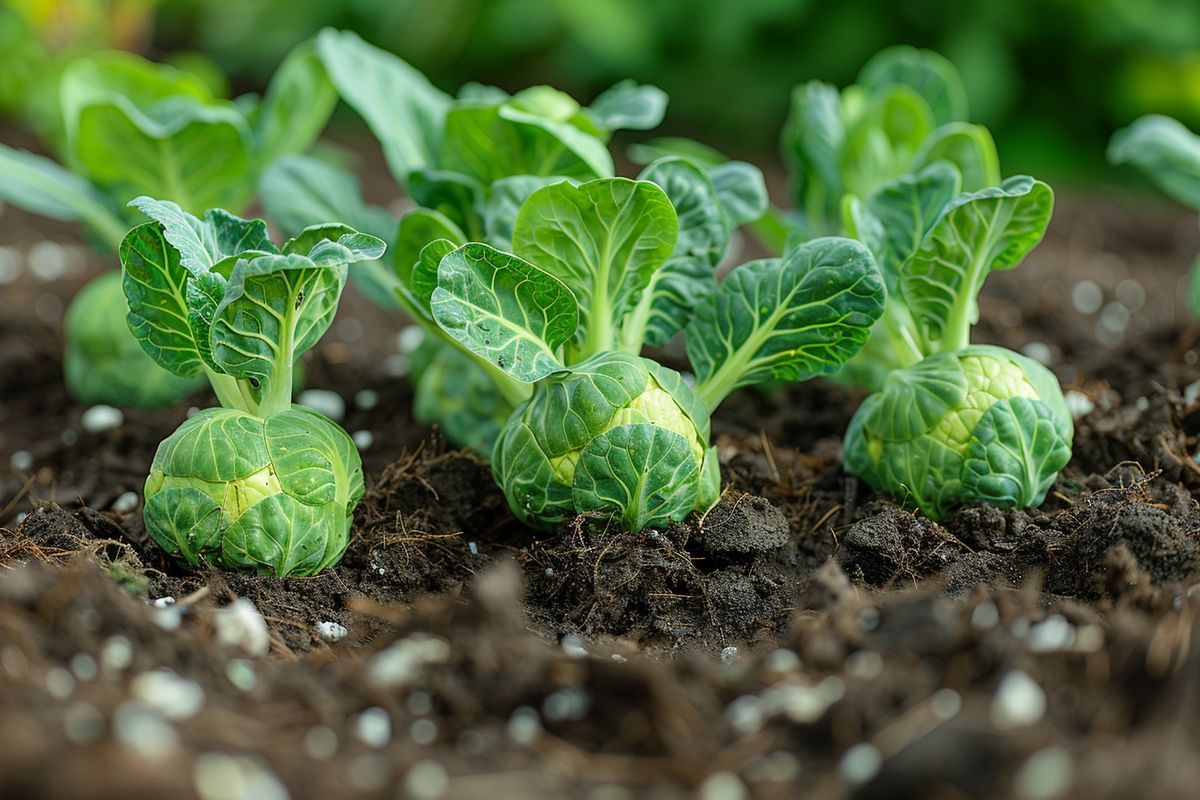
[783,46,998,240]
[0,40,336,251]
[120,197,384,417]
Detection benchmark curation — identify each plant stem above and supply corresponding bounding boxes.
[207,369,256,414]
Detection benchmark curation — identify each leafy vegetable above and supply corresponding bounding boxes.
[262,30,769,453]
[426,175,884,532]
[120,197,384,576]
[837,159,1072,519]
[782,46,999,240]
[0,41,335,410]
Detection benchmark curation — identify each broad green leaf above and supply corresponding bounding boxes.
[783,81,845,227]
[0,144,127,248]
[221,493,346,577]
[393,209,464,319]
[152,407,271,482]
[282,224,386,264]
[1108,114,1200,209]
[431,243,578,382]
[911,123,1000,192]
[587,80,668,134]
[709,160,769,225]
[264,411,339,505]
[258,155,399,308]
[861,351,969,441]
[130,197,276,273]
[687,237,885,410]
[315,28,450,182]
[621,158,729,349]
[211,254,346,385]
[442,102,614,185]
[628,136,727,168]
[407,168,484,237]
[839,84,934,201]
[961,396,1072,510]
[121,221,206,377]
[144,487,223,563]
[512,177,677,358]
[857,45,968,127]
[849,162,962,292]
[254,39,337,163]
[492,419,577,527]
[900,176,1054,351]
[572,424,701,531]
[484,175,564,246]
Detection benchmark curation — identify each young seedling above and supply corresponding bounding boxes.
[259,29,768,450]
[839,165,1074,519]
[418,168,884,532]
[119,197,384,576]
[0,42,335,408]
[1108,115,1200,313]
[782,45,999,241]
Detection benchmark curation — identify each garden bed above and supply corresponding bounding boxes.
[4,174,1200,799]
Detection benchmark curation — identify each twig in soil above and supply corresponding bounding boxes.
[0,473,36,520]
[759,430,781,484]
[811,504,843,533]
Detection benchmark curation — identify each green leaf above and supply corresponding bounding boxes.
[709,160,769,225]
[849,162,962,292]
[0,144,127,249]
[900,176,1054,351]
[130,197,276,273]
[687,237,885,409]
[431,243,578,382]
[911,123,1000,192]
[392,208,466,311]
[628,136,728,167]
[144,487,224,564]
[862,351,969,441]
[572,424,700,531]
[221,493,347,577]
[839,85,934,201]
[1108,114,1200,209]
[258,155,399,309]
[211,253,346,387]
[961,396,1072,510]
[120,221,206,377]
[587,80,668,133]
[483,175,564,246]
[492,419,577,528]
[282,224,386,264]
[512,177,678,358]
[857,45,968,127]
[783,81,845,228]
[254,39,337,164]
[315,28,450,182]
[407,168,484,237]
[622,158,729,349]
[442,101,614,185]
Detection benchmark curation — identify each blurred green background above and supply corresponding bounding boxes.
[4,0,1199,183]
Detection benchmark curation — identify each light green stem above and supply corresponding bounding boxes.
[206,369,258,415]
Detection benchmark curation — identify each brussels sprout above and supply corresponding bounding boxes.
[120,196,384,575]
[836,158,1074,518]
[844,346,1072,519]
[64,272,203,409]
[424,173,884,532]
[493,352,719,531]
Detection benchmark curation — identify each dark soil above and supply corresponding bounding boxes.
[5,136,1200,798]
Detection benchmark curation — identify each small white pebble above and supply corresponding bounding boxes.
[152,607,182,631]
[352,430,373,450]
[81,405,124,433]
[113,701,178,760]
[354,707,392,748]
[1063,390,1094,419]
[305,726,338,759]
[1014,746,1074,800]
[1184,380,1200,406]
[10,450,33,471]
[764,648,800,672]
[542,687,590,722]
[225,659,257,692]
[100,636,134,674]
[354,389,379,410]
[1071,281,1103,315]
[382,353,410,377]
[112,491,139,514]
[1072,624,1104,653]
[192,753,289,800]
[404,759,449,800]
[698,771,748,800]
[610,653,627,663]
[1020,342,1053,365]
[561,634,588,658]
[28,241,70,281]
[365,634,451,688]
[839,743,883,787]
[991,670,1046,730]
[153,596,176,609]
[468,541,478,555]
[410,718,438,745]
[930,688,962,720]
[1116,279,1145,312]
[315,621,348,643]
[1135,396,1150,412]
[46,666,76,699]
[70,653,98,681]
[397,326,425,353]
[845,650,883,679]
[297,389,346,422]
[507,706,541,745]
[720,645,739,664]
[130,669,205,720]
[213,599,270,656]
[1027,615,1074,653]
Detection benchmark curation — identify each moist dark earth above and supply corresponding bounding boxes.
[4,146,1200,798]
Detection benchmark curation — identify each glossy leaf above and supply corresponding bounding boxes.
[961,396,1073,509]
[783,80,845,225]
[857,45,968,127]
[709,160,769,225]
[587,80,668,133]
[687,237,885,409]
[431,243,578,382]
[121,221,206,377]
[911,123,1000,192]
[1108,114,1200,209]
[254,39,337,163]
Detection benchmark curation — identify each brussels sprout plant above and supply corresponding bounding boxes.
[0,41,335,409]
[118,197,384,576]
[259,29,768,451]
[838,165,1074,519]
[416,171,884,532]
